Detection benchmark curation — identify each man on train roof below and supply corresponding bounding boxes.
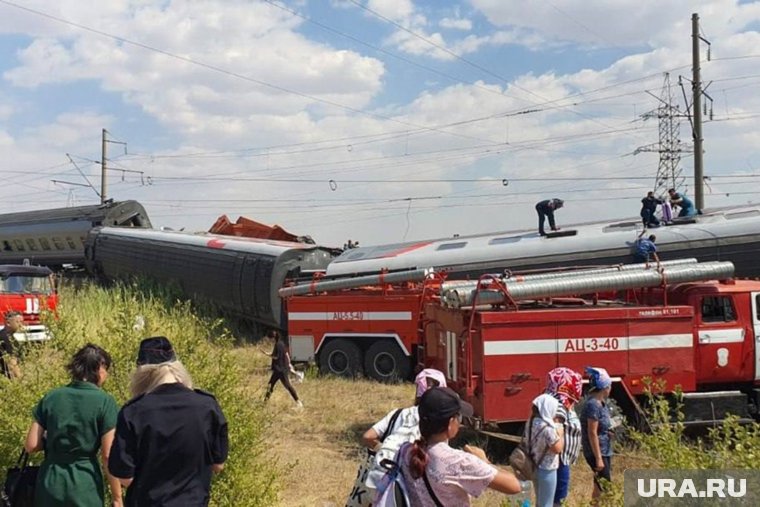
[535,198,564,236]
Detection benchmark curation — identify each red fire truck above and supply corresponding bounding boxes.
[284,269,439,381]
[283,260,760,425]
[0,264,57,342]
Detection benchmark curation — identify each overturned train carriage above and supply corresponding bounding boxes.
[326,205,760,279]
[84,227,336,330]
[0,200,151,268]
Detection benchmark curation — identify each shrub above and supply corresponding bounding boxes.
[0,281,279,507]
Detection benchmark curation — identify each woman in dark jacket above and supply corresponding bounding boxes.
[108,337,228,507]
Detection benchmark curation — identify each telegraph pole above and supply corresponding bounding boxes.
[692,13,704,211]
[101,128,107,204]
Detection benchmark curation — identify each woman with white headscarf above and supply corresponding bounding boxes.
[528,393,564,507]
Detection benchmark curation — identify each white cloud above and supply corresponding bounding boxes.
[469,0,760,49]
[367,0,417,23]
[439,17,472,31]
[3,0,386,149]
[0,1,759,246]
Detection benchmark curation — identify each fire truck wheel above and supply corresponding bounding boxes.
[364,340,410,383]
[319,339,363,378]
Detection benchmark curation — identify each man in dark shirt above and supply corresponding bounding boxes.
[0,311,23,379]
[535,198,564,236]
[108,337,229,507]
[264,330,302,407]
[640,191,663,228]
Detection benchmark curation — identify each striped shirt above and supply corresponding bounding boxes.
[557,405,582,465]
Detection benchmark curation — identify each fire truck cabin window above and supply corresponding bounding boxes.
[701,296,736,323]
[0,274,53,295]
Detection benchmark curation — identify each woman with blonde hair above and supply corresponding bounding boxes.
[108,337,228,507]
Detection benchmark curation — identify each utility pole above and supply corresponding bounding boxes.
[101,128,107,204]
[692,13,704,211]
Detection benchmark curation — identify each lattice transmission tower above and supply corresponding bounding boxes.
[634,73,692,196]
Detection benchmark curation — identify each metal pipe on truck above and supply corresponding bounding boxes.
[442,261,735,308]
[278,268,433,297]
[440,258,698,292]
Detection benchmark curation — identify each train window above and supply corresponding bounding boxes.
[701,296,736,323]
[489,236,522,245]
[12,240,25,252]
[65,237,77,249]
[726,210,760,219]
[25,239,38,251]
[345,250,366,260]
[2,241,11,252]
[52,237,65,250]
[39,238,51,251]
[436,242,467,251]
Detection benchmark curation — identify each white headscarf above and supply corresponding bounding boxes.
[532,393,559,427]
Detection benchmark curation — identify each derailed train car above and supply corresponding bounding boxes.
[0,200,151,268]
[326,205,760,279]
[84,227,337,330]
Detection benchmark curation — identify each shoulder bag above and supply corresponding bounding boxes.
[3,450,39,507]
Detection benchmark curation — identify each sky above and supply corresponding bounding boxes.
[1,0,760,247]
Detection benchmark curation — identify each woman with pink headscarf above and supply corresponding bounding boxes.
[353,369,447,506]
[545,367,583,507]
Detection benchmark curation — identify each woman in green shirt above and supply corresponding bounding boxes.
[24,344,123,507]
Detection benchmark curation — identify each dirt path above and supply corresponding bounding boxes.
[239,346,632,506]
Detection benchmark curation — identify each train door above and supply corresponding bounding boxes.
[753,292,760,382]
[696,294,748,383]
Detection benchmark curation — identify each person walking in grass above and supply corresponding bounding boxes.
[25,344,123,507]
[264,330,302,408]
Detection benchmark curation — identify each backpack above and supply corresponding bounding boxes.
[374,443,444,507]
[508,417,548,482]
[373,443,412,507]
[366,408,418,488]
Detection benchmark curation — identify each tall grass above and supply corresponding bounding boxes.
[0,281,279,507]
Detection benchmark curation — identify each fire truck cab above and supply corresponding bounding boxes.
[0,264,57,342]
[422,279,760,427]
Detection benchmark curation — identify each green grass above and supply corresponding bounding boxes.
[0,281,279,507]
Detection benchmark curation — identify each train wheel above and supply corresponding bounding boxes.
[364,340,411,383]
[319,339,362,378]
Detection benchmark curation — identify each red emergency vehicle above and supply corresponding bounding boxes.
[0,264,57,342]
[286,278,435,381]
[284,259,760,426]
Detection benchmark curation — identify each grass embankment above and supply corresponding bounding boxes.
[0,282,278,507]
